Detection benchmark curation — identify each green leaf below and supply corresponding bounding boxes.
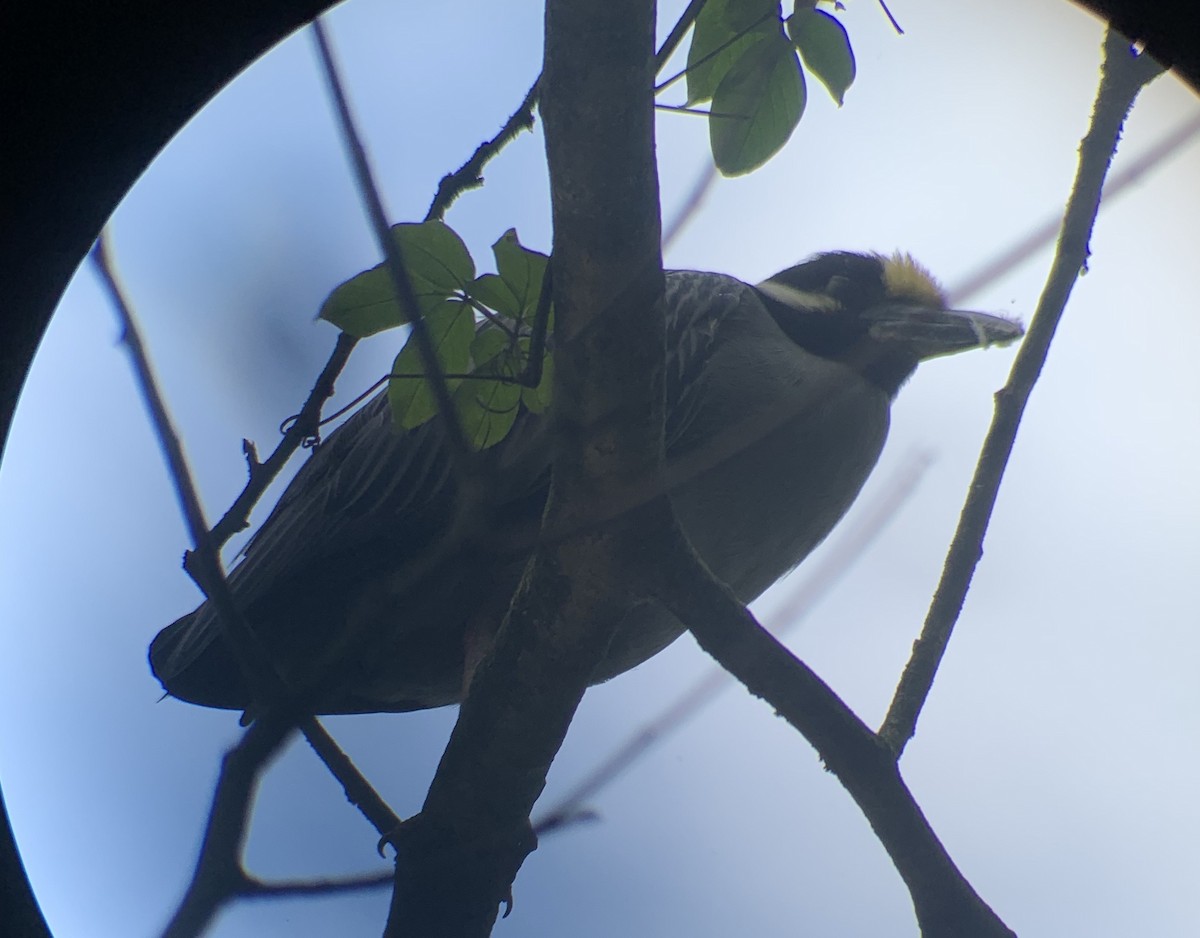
[454,378,521,450]
[492,229,549,323]
[319,220,475,338]
[387,299,473,430]
[318,266,424,338]
[470,324,512,369]
[469,274,517,318]
[467,229,549,327]
[686,0,779,105]
[710,32,806,176]
[472,325,554,418]
[398,219,475,292]
[788,7,855,105]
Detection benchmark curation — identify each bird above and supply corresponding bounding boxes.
[149,251,1023,716]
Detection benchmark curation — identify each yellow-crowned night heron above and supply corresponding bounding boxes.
[150,251,1022,714]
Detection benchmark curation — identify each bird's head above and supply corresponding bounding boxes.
[755,252,1024,395]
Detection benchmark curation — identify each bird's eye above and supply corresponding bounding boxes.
[826,274,851,300]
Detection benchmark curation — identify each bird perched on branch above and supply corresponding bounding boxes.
[150,251,1022,716]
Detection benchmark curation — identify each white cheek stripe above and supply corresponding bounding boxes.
[755,280,841,312]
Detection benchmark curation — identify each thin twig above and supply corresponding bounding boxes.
[947,111,1200,305]
[91,233,284,704]
[463,296,520,337]
[662,161,717,251]
[879,31,1164,757]
[299,719,402,838]
[241,869,393,899]
[654,103,748,119]
[93,233,402,934]
[311,19,474,471]
[654,0,708,73]
[655,10,776,95]
[876,0,904,35]
[209,332,356,548]
[426,75,541,222]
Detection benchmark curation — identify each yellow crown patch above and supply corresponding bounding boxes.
[879,252,947,308]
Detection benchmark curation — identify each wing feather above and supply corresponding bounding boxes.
[151,271,769,694]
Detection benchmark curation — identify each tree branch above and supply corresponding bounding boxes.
[240,868,393,899]
[534,454,931,833]
[299,719,402,838]
[91,233,285,704]
[879,30,1164,757]
[383,2,665,933]
[654,0,708,72]
[207,331,356,548]
[93,233,402,935]
[425,75,541,223]
[422,0,709,227]
[161,714,295,938]
[311,19,475,473]
[650,526,1016,938]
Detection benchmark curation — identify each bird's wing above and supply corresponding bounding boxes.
[231,271,759,599]
[154,271,762,676]
[661,272,776,456]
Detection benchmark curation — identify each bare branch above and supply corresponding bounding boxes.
[93,233,403,932]
[654,0,708,73]
[655,8,775,95]
[876,0,905,35]
[383,1,665,932]
[650,526,1016,938]
[426,75,541,223]
[879,30,1164,757]
[240,869,393,899]
[948,111,1200,305]
[311,19,475,472]
[91,233,285,703]
[534,453,931,833]
[300,719,402,838]
[161,715,295,938]
[208,332,356,548]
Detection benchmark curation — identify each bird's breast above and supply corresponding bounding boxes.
[589,334,891,685]
[667,342,891,604]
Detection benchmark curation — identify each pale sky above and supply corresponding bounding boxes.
[2,1,1198,935]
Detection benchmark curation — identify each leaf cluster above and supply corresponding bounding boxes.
[319,222,553,449]
[684,0,856,175]
[314,2,860,453]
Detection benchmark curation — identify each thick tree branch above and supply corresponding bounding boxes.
[879,30,1164,757]
[384,2,665,934]
[534,454,931,833]
[649,525,1016,938]
[161,715,295,938]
